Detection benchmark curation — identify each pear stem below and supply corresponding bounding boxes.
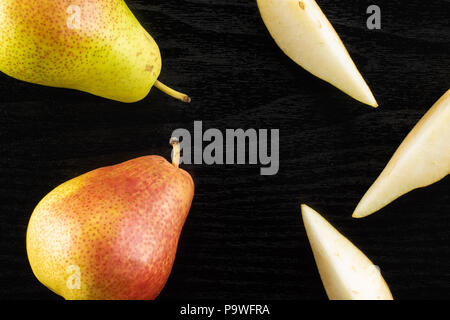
[170,137,181,168]
[155,80,191,103]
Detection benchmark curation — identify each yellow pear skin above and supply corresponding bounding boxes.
[257,0,377,107]
[353,90,450,218]
[301,205,393,300]
[0,0,189,103]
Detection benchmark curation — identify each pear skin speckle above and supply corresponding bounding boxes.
[0,0,162,103]
[27,156,194,300]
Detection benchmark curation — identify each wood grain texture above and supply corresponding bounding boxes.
[0,0,449,300]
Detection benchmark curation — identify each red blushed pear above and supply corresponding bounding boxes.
[26,138,194,300]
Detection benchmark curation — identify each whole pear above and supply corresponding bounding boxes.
[0,0,189,103]
[26,139,194,300]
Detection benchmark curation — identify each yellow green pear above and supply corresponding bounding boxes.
[301,205,393,300]
[257,0,378,107]
[0,0,189,103]
[353,90,450,218]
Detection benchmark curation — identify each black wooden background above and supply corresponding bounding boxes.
[0,0,449,300]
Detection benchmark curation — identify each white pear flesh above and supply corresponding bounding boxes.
[301,204,393,300]
[257,0,377,107]
[353,90,450,218]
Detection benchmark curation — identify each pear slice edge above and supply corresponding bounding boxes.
[257,0,378,107]
[353,89,450,218]
[301,204,393,300]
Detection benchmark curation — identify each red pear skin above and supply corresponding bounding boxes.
[26,156,194,300]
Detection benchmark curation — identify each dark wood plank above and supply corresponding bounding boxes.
[0,0,449,300]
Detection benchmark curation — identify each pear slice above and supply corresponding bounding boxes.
[301,205,393,300]
[257,0,377,107]
[353,90,450,218]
